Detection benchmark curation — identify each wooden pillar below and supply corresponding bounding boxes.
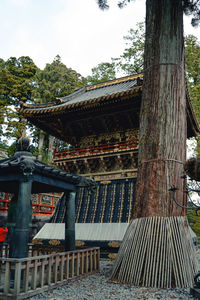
[64,192,76,251]
[9,180,32,258]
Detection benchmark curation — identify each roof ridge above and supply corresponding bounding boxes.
[86,73,143,91]
[61,86,86,102]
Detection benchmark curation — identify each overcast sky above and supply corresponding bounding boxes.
[0,0,199,77]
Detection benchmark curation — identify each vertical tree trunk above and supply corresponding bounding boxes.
[38,130,45,161]
[134,0,186,218]
[48,135,55,163]
[111,0,197,287]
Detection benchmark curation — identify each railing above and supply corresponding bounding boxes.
[0,193,60,216]
[0,247,100,300]
[54,140,138,160]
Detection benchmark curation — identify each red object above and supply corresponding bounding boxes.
[0,227,8,242]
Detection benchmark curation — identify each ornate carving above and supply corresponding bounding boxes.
[49,240,61,245]
[79,129,139,147]
[19,156,35,177]
[108,253,118,259]
[108,241,121,248]
[78,176,97,194]
[76,240,85,246]
[32,239,43,245]
[16,136,31,152]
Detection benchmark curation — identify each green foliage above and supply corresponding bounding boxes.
[187,209,200,237]
[0,54,86,160]
[31,55,86,162]
[7,141,17,157]
[114,22,145,75]
[0,56,38,140]
[0,141,8,152]
[183,0,200,26]
[185,35,200,120]
[86,62,116,85]
[185,35,200,153]
[86,22,144,84]
[87,24,199,137]
[32,55,86,104]
[0,56,37,105]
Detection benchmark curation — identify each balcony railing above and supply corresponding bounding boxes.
[0,193,59,216]
[54,140,138,160]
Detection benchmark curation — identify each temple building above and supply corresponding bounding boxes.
[18,74,199,257]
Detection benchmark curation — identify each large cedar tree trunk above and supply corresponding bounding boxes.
[134,0,186,218]
[111,0,197,287]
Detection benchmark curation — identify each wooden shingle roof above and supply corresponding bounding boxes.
[17,73,199,141]
[18,74,143,116]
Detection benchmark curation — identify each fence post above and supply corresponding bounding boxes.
[31,259,38,290]
[81,251,84,275]
[4,261,11,294]
[13,261,22,296]
[65,254,69,279]
[76,252,80,276]
[24,260,30,293]
[47,256,52,285]
[97,249,100,271]
[54,255,59,283]
[40,258,45,288]
[60,254,65,281]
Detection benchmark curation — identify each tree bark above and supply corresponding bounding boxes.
[111,0,197,287]
[48,135,55,163]
[134,0,186,218]
[38,130,45,161]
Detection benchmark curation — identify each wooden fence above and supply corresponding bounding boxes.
[0,247,100,300]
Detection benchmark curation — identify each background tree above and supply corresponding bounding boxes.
[97,0,200,288]
[185,34,200,120]
[85,22,145,83]
[86,62,116,84]
[114,22,145,75]
[0,56,38,142]
[32,55,86,162]
[33,55,85,104]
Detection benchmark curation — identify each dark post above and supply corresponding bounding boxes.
[64,191,75,251]
[9,180,32,258]
[8,136,34,258]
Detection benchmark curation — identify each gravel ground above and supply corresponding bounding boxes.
[30,259,198,300]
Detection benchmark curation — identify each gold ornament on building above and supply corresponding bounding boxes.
[108,241,121,248]
[76,240,85,246]
[108,253,118,259]
[49,240,61,245]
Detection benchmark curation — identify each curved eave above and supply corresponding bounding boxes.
[17,87,142,117]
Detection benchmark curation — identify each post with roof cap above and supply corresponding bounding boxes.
[9,136,33,258]
[64,191,76,251]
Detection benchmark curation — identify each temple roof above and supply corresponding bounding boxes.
[18,74,143,114]
[18,73,199,141]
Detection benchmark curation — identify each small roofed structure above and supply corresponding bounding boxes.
[0,136,93,258]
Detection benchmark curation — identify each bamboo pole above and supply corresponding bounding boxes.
[111,216,197,288]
